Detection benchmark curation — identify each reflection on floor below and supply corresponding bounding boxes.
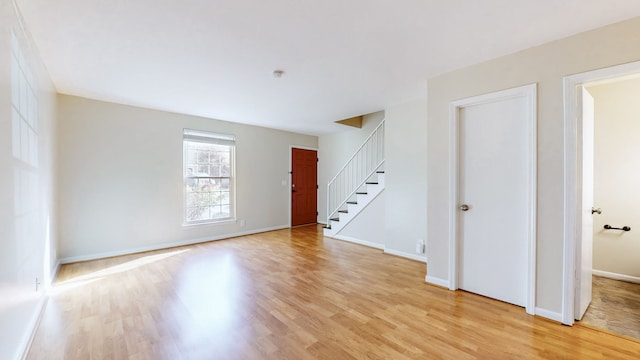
[580,275,640,339]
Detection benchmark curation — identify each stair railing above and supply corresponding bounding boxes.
[327,120,385,223]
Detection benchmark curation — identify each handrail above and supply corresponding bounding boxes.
[327,160,384,222]
[327,120,385,223]
[327,120,386,186]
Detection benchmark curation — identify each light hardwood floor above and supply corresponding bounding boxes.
[28,225,640,359]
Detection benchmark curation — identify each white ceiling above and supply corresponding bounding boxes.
[15,0,640,135]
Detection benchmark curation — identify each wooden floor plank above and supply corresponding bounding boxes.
[580,275,640,339]
[28,225,640,359]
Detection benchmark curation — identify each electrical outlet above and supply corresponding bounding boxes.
[416,239,425,254]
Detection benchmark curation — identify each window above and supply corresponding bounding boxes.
[183,129,235,224]
[11,30,38,167]
[11,29,41,266]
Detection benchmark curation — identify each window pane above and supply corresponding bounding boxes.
[195,178,209,192]
[197,151,209,164]
[219,192,230,205]
[220,205,230,218]
[187,206,206,222]
[12,108,20,159]
[11,56,19,108]
[195,207,209,221]
[186,192,202,207]
[221,178,230,191]
[220,152,230,176]
[210,164,220,177]
[197,165,209,176]
[209,205,221,218]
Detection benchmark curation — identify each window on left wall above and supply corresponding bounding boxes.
[11,30,38,167]
[183,129,235,225]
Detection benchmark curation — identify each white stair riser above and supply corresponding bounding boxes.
[324,173,384,236]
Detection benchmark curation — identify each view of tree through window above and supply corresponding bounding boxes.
[183,130,235,224]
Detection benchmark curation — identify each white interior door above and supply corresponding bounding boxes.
[458,96,530,307]
[575,86,594,320]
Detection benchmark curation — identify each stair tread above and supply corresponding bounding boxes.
[338,210,348,213]
[366,182,378,185]
[356,192,368,195]
[346,201,358,204]
[330,217,340,222]
[376,170,385,173]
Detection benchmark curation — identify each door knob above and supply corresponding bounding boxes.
[591,207,602,215]
[460,204,470,211]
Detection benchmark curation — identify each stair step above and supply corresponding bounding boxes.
[323,225,331,230]
[338,210,348,214]
[346,201,358,205]
[330,217,340,222]
[356,192,368,195]
[366,182,378,185]
[376,170,385,173]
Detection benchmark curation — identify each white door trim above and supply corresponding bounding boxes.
[448,83,537,315]
[561,60,640,325]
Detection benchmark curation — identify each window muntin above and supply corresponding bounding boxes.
[183,129,235,224]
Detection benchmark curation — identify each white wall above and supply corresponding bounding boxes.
[0,2,58,359]
[57,95,317,261]
[384,97,428,261]
[337,192,386,248]
[587,78,640,278]
[317,111,384,223]
[427,16,640,316]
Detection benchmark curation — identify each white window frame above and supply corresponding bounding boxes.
[183,129,236,225]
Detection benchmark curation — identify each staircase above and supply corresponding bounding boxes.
[324,120,385,237]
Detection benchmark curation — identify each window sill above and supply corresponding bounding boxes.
[182,218,236,227]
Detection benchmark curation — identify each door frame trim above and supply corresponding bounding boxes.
[561,60,640,325]
[289,145,319,228]
[448,83,537,315]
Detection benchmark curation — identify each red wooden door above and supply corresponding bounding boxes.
[291,148,317,226]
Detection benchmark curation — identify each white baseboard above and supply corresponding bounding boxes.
[330,234,385,250]
[59,225,289,264]
[384,248,427,263]
[425,275,449,288]
[535,307,563,323]
[593,269,640,284]
[327,235,428,264]
[19,296,47,360]
[423,276,564,323]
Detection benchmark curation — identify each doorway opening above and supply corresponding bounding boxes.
[563,61,640,338]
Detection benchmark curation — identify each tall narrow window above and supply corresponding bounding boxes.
[11,29,40,270]
[183,129,235,224]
